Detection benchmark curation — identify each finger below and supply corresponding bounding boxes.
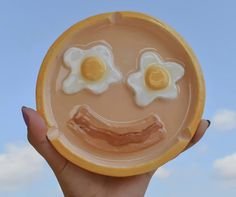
[184,119,210,151]
[22,106,67,174]
[147,120,210,178]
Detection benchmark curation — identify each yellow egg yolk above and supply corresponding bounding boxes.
[145,65,169,90]
[81,56,106,81]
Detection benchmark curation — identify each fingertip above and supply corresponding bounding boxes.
[206,120,211,128]
[193,119,209,141]
[201,119,211,132]
[21,106,48,144]
[184,119,210,151]
[21,106,30,127]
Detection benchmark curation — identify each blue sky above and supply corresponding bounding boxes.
[0,0,236,196]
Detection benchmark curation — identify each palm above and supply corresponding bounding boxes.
[22,107,209,197]
[57,161,153,197]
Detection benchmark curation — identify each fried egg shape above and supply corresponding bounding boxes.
[63,44,122,94]
[128,51,185,107]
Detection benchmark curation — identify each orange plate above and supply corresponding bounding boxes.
[36,12,205,177]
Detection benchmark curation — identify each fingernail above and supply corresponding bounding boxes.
[207,120,211,128]
[21,106,29,127]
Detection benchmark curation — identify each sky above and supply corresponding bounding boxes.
[0,0,236,196]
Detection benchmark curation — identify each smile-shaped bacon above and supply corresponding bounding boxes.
[68,105,166,149]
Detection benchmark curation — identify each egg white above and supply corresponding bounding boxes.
[127,51,185,107]
[62,44,122,94]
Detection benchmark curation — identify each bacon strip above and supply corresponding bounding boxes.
[68,105,165,146]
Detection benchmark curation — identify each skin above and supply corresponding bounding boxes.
[22,107,210,197]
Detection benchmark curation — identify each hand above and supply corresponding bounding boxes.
[22,107,210,197]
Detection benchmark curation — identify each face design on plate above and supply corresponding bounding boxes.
[60,41,185,152]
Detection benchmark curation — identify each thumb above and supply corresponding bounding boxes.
[21,106,67,174]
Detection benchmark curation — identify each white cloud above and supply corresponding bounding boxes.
[212,109,236,131]
[154,166,171,179]
[0,143,44,191]
[213,152,236,184]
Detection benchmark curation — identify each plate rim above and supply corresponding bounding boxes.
[36,11,205,177]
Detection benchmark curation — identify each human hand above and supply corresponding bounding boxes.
[22,107,210,197]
